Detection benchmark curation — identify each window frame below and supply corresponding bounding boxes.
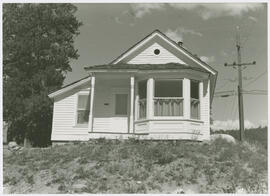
[75,92,90,126]
[114,93,128,116]
[190,80,200,120]
[153,78,184,117]
[137,80,147,119]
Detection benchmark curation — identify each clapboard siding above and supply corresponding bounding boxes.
[128,43,186,64]
[200,80,210,140]
[93,118,111,132]
[93,118,128,133]
[134,122,148,133]
[150,121,185,132]
[51,88,90,141]
[92,79,130,133]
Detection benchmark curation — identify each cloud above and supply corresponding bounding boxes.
[129,3,264,20]
[130,3,165,18]
[165,29,183,42]
[221,51,228,57]
[113,10,136,26]
[172,3,264,20]
[248,16,258,22]
[114,16,122,24]
[200,56,215,63]
[258,119,268,127]
[165,27,202,42]
[211,119,260,131]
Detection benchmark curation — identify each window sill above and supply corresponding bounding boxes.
[135,118,203,123]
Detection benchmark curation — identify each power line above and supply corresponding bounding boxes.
[244,70,267,87]
[243,90,267,95]
[230,88,237,118]
[216,80,230,91]
[214,90,267,97]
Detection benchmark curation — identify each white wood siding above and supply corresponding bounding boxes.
[150,121,185,133]
[134,122,148,133]
[128,43,187,64]
[148,120,204,140]
[51,89,90,141]
[199,79,210,140]
[92,79,130,133]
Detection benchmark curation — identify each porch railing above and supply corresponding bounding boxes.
[154,97,183,116]
[139,98,146,119]
[191,98,200,119]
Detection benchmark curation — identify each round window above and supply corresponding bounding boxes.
[154,49,160,55]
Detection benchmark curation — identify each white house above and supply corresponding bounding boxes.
[48,30,218,143]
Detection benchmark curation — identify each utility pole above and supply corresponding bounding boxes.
[224,26,256,141]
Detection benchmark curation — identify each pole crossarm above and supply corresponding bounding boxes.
[224,61,256,67]
[214,90,237,97]
[243,90,267,95]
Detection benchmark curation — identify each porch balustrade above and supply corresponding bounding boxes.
[154,97,183,116]
[138,98,146,119]
[191,98,200,119]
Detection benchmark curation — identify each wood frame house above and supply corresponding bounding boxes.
[48,30,218,143]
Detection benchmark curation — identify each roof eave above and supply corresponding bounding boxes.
[48,76,91,99]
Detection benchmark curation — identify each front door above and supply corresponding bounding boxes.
[112,89,129,133]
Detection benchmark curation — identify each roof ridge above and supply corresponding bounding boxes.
[108,29,162,65]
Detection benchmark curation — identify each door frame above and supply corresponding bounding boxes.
[111,88,130,133]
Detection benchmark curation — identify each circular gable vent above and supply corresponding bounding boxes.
[154,49,160,55]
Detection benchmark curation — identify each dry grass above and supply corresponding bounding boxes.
[3,135,268,194]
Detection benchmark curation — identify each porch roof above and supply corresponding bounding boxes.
[84,63,210,73]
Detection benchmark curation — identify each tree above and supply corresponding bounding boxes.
[3,3,82,147]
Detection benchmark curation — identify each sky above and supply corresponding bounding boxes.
[64,2,268,130]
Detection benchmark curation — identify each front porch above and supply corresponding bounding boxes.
[82,69,210,140]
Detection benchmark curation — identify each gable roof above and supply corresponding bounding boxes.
[109,29,217,76]
[48,76,91,99]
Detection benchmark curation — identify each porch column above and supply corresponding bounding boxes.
[134,81,139,122]
[129,76,135,133]
[183,78,190,119]
[147,78,154,119]
[199,81,203,121]
[88,76,95,132]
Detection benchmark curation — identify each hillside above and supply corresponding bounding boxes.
[3,134,268,194]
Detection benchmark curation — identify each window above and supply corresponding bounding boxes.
[154,80,183,116]
[154,49,160,55]
[77,94,90,124]
[191,80,200,119]
[115,94,128,115]
[138,80,147,119]
[155,80,182,97]
[138,80,147,99]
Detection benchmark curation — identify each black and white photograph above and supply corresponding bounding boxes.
[2,1,268,194]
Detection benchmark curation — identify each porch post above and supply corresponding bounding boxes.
[199,81,204,121]
[134,81,139,125]
[88,76,95,132]
[183,78,190,119]
[147,78,154,119]
[129,76,135,133]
